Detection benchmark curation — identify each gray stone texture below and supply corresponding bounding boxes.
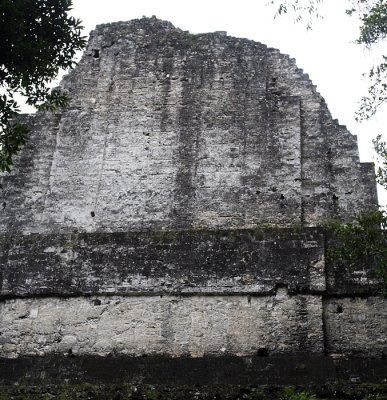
[324,297,387,357]
[0,292,324,358]
[0,18,377,234]
[0,229,327,297]
[0,18,385,365]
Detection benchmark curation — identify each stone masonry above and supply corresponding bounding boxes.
[0,17,385,386]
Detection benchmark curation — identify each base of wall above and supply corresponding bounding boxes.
[1,355,386,386]
[1,383,387,400]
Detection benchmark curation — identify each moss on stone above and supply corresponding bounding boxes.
[0,384,386,400]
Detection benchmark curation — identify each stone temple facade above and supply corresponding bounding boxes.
[0,18,385,389]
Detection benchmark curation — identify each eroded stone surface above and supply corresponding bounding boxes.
[0,228,326,297]
[0,18,377,234]
[0,292,323,358]
[324,297,387,358]
[0,18,384,371]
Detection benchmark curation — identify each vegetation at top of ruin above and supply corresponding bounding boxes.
[0,0,86,172]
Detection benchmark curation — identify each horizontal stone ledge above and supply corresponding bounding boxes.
[0,355,386,386]
[0,291,383,302]
[1,289,383,302]
[0,288,328,301]
[0,228,326,297]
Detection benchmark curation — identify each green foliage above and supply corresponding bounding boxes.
[356,58,387,121]
[0,0,86,172]
[0,122,29,172]
[325,209,387,291]
[280,387,317,400]
[267,0,322,22]
[349,0,387,120]
[362,394,383,400]
[373,134,387,190]
[267,0,323,30]
[268,0,387,120]
[348,0,387,45]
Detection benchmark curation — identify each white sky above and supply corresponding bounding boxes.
[67,0,387,205]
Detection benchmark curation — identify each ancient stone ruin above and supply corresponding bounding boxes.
[0,17,385,393]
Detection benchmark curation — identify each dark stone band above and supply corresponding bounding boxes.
[1,355,386,386]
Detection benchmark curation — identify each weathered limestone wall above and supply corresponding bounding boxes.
[0,18,377,234]
[0,292,324,358]
[2,293,385,360]
[0,18,385,387]
[0,228,385,360]
[324,297,387,357]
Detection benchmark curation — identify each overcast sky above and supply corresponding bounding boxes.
[68,0,387,205]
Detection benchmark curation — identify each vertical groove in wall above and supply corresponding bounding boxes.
[40,114,62,221]
[299,100,305,226]
[173,79,201,228]
[91,48,118,218]
[321,234,329,355]
[319,101,336,218]
[172,48,212,228]
[321,297,329,356]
